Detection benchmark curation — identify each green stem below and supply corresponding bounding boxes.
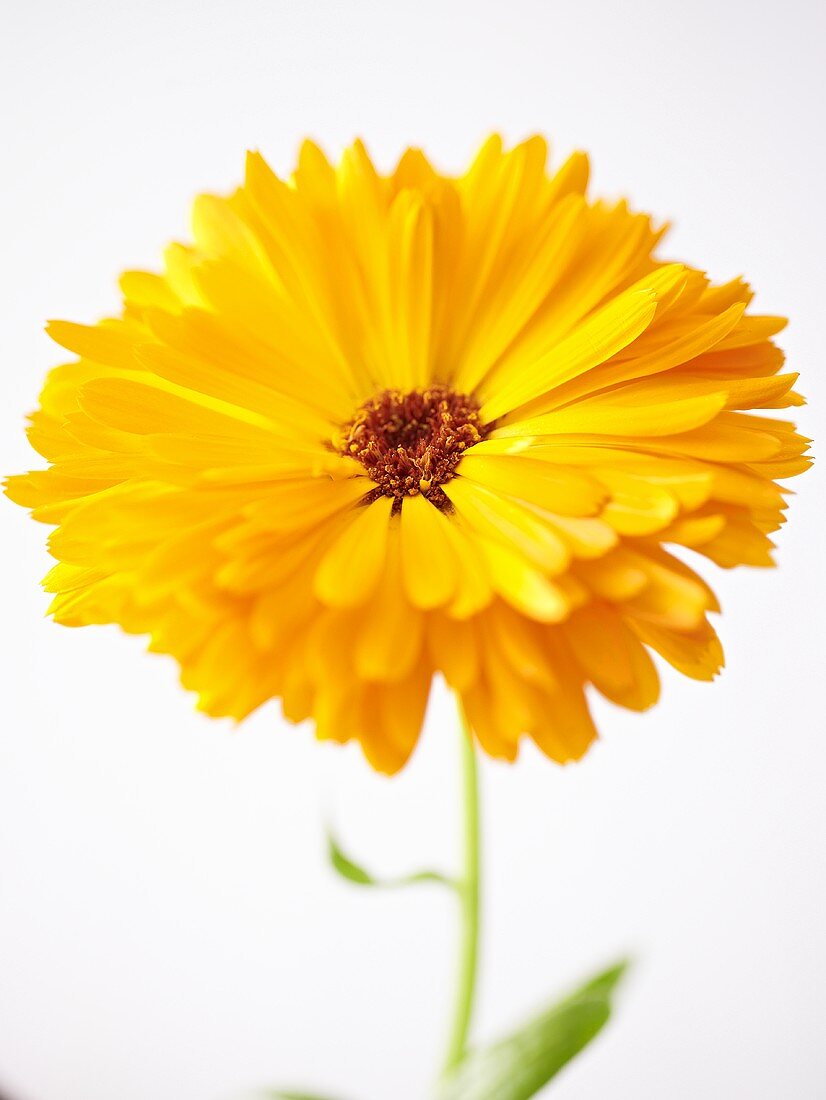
[441,697,481,1076]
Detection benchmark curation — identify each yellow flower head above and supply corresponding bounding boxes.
[8,136,810,773]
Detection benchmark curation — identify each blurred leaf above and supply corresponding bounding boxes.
[327,830,457,891]
[435,960,629,1100]
[251,1091,353,1100]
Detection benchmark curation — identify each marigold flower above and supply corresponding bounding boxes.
[7,136,810,773]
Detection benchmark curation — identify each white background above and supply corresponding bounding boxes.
[1,1,824,1098]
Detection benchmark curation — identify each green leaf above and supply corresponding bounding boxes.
[327,830,457,891]
[247,1091,353,1100]
[435,961,629,1100]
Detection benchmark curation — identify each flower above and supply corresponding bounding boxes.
[7,136,810,773]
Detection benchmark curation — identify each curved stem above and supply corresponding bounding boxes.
[441,697,481,1076]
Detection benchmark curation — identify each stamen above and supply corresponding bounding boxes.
[336,385,490,509]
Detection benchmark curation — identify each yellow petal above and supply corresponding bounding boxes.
[426,614,479,690]
[475,535,571,622]
[479,285,660,422]
[314,496,393,607]
[495,392,727,439]
[399,493,458,609]
[355,520,425,681]
[565,605,660,711]
[191,193,273,277]
[629,618,724,681]
[445,477,571,574]
[46,319,141,371]
[457,453,606,516]
[388,192,434,389]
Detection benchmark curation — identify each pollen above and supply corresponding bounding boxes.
[337,385,490,509]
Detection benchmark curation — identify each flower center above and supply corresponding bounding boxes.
[337,385,490,510]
